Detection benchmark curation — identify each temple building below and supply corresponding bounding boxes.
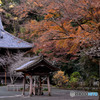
[15,56,58,96]
[0,17,33,84]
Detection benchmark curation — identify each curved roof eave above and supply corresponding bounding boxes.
[0,17,33,49]
[0,30,34,49]
[15,56,59,72]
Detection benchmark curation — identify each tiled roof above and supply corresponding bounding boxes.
[15,56,41,71]
[0,17,33,49]
[15,56,59,72]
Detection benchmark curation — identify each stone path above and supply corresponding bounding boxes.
[0,86,99,100]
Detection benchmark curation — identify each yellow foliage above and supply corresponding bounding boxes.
[0,0,2,5]
[9,4,14,8]
[53,71,69,86]
[13,17,18,20]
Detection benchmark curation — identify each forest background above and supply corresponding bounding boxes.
[0,0,100,88]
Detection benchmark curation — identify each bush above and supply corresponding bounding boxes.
[43,88,48,91]
[70,72,81,79]
[53,71,69,87]
[69,77,79,88]
[69,72,81,88]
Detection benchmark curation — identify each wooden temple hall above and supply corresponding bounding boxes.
[0,16,33,84]
[15,56,58,96]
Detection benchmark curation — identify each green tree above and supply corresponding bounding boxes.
[69,72,81,88]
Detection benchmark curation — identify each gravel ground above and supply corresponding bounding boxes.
[0,86,99,100]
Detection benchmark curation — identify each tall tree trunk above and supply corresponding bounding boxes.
[10,74,14,84]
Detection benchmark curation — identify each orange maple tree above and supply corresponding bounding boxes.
[14,0,100,61]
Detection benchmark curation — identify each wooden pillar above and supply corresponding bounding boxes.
[29,75,33,96]
[33,77,36,95]
[47,76,51,96]
[22,74,26,96]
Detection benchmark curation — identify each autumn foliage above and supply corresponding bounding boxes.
[53,71,69,87]
[2,0,100,62]
[20,0,100,61]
